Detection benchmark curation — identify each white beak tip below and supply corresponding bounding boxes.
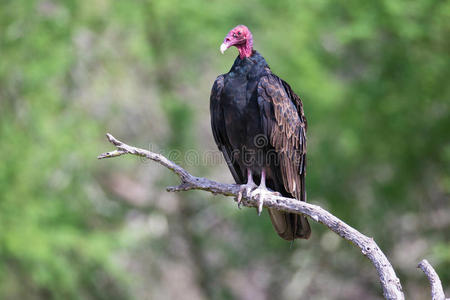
[220,43,228,54]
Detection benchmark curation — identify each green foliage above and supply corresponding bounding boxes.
[0,1,130,299]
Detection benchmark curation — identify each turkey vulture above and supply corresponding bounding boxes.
[210,25,311,240]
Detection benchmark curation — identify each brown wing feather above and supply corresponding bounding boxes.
[258,74,311,240]
[257,75,307,201]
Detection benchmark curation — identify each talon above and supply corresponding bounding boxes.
[237,191,243,207]
[237,192,243,209]
[257,198,264,216]
[251,188,267,216]
[236,169,258,210]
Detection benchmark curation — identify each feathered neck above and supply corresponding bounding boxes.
[229,51,269,77]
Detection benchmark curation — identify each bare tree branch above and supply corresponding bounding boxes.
[99,133,450,300]
[418,259,449,300]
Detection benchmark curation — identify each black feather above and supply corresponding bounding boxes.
[210,51,311,240]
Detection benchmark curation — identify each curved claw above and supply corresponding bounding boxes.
[250,188,268,216]
[251,187,279,216]
[236,182,257,209]
[237,191,243,208]
[257,197,264,216]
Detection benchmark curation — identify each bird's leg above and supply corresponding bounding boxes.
[250,169,279,216]
[237,169,257,208]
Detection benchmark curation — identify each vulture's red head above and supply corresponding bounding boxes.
[220,25,253,59]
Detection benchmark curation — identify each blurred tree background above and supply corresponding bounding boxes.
[0,0,448,299]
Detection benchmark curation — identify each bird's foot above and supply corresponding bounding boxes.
[250,187,280,216]
[236,182,257,208]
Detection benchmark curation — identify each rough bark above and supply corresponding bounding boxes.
[98,133,448,300]
[418,259,449,300]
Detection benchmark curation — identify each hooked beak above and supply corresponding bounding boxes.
[220,42,229,54]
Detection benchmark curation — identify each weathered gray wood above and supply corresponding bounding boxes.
[97,133,444,300]
[418,259,448,300]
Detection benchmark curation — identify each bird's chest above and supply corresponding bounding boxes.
[221,77,263,149]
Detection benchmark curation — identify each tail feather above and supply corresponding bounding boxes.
[268,209,311,240]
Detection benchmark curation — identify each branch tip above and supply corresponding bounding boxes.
[106,133,122,146]
[97,133,450,300]
[418,259,446,300]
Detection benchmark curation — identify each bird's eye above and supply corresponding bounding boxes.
[238,31,241,35]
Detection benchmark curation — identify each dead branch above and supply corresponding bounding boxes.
[97,133,446,300]
[418,259,449,300]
